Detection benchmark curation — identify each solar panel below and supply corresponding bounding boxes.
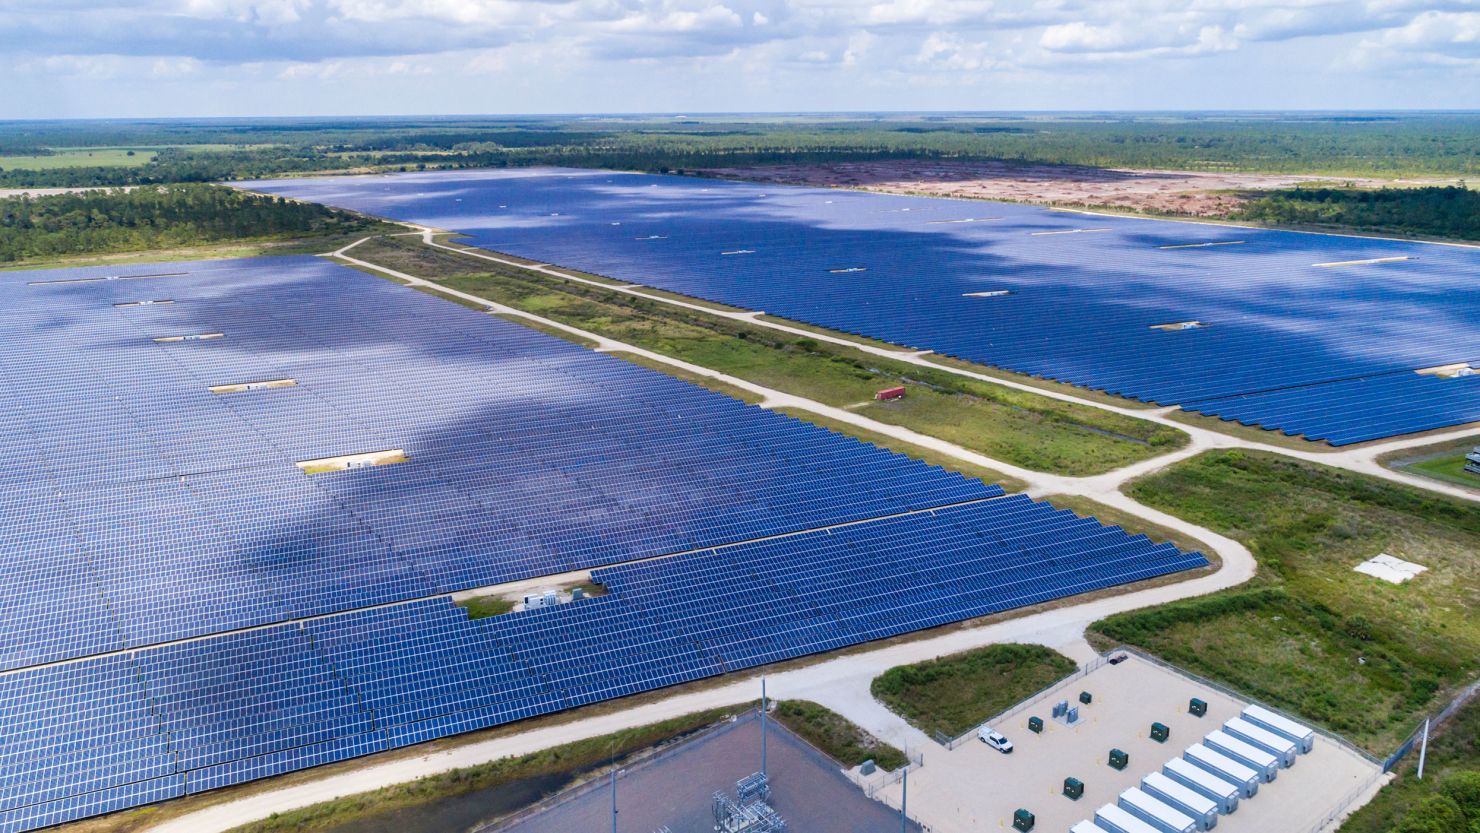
[240,167,1480,445]
[0,254,1206,831]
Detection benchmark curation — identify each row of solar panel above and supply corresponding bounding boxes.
[234,168,1480,444]
[0,497,1206,832]
[0,259,999,670]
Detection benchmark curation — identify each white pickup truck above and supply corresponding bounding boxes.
[977,726,1014,753]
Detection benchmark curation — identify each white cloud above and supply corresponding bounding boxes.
[916,31,1012,70]
[842,29,877,65]
[179,0,311,24]
[0,0,1476,115]
[1351,9,1480,70]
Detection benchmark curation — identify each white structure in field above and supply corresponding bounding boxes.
[1353,553,1427,584]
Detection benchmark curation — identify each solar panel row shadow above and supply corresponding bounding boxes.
[238,168,1480,445]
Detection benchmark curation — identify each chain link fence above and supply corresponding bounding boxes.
[1384,674,1480,772]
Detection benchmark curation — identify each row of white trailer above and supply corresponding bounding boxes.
[1071,704,1317,833]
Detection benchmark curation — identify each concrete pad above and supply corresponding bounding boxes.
[874,655,1381,833]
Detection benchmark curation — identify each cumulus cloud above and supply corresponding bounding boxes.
[0,0,1474,115]
[1041,19,1239,58]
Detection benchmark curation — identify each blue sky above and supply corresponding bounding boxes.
[2,0,1477,118]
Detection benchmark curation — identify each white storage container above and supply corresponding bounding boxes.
[1119,787,1196,833]
[1143,771,1219,830]
[1242,704,1316,754]
[1205,730,1280,782]
[1096,803,1162,833]
[1185,744,1260,798]
[1164,757,1239,813]
[1224,717,1298,767]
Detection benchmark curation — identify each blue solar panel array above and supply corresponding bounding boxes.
[0,498,1204,832]
[0,257,995,671]
[240,168,1480,445]
[0,254,1207,831]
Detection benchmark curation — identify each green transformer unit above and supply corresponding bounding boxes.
[1108,748,1129,770]
[1150,722,1171,743]
[1013,808,1036,831]
[1028,716,1044,734]
[1063,777,1084,800]
[1189,697,1208,717]
[1079,691,1093,705]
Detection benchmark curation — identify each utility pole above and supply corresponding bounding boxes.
[610,752,619,833]
[760,677,768,777]
[900,763,909,833]
[1417,718,1431,779]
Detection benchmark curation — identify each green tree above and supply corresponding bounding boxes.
[1395,795,1469,833]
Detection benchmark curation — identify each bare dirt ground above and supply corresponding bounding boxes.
[0,186,128,198]
[701,160,1454,216]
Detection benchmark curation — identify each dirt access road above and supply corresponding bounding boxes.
[701,159,1455,215]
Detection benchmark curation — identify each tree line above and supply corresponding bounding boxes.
[1234,186,1480,241]
[3,115,1477,191]
[0,184,379,262]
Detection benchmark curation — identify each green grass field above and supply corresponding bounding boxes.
[1381,437,1480,492]
[0,148,156,171]
[870,644,1078,739]
[1091,450,1480,752]
[772,700,908,771]
[1410,454,1480,484]
[349,236,1186,477]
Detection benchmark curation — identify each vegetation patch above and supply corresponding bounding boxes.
[0,184,389,263]
[870,644,1077,739]
[1235,186,1480,241]
[1091,449,1480,752]
[456,596,517,619]
[221,705,747,833]
[771,700,908,771]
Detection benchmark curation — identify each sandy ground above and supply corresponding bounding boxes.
[701,160,1453,216]
[874,654,1383,833]
[0,186,129,198]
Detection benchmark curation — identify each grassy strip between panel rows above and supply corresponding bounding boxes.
[870,644,1078,740]
[771,700,908,772]
[221,704,750,833]
[1090,449,1480,754]
[350,236,1187,477]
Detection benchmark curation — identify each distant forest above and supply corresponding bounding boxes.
[2,114,1478,191]
[1,115,1477,248]
[0,185,379,262]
